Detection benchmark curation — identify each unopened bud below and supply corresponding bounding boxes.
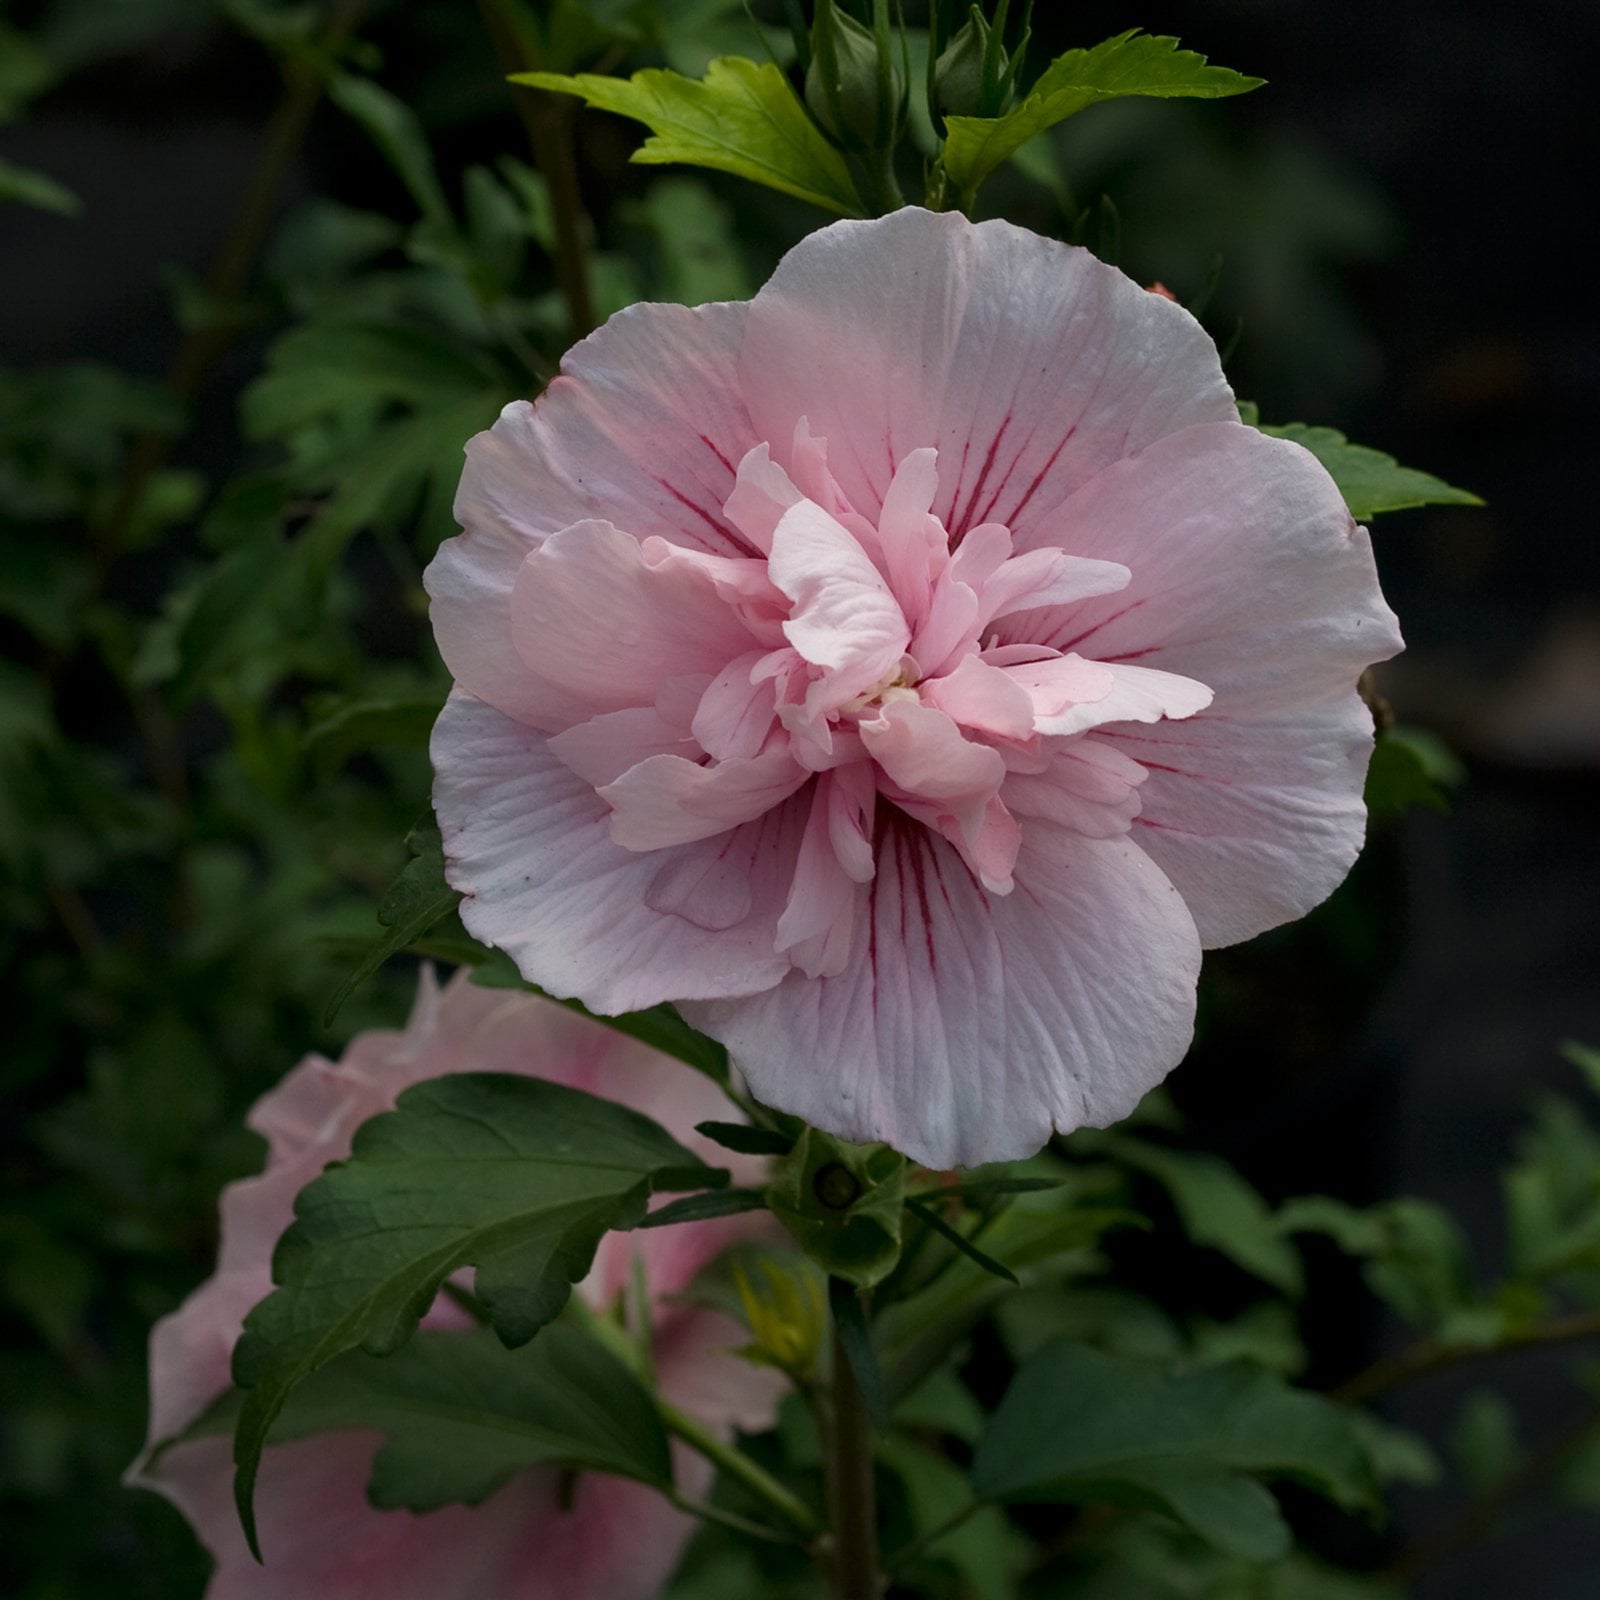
[805,0,902,150]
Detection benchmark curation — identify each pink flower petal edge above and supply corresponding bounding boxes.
[126,969,784,1599]
[426,206,1403,1169]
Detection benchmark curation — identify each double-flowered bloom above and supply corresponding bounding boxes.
[128,972,781,1599]
[427,207,1402,1168]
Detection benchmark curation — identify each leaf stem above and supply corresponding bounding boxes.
[478,0,596,344]
[668,1491,809,1547]
[657,1399,822,1539]
[885,1496,984,1570]
[1334,1308,1600,1405]
[1384,1394,1600,1583]
[826,1302,883,1599]
[99,0,371,558]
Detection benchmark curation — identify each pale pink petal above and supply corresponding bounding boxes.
[861,698,1005,809]
[722,441,802,553]
[921,653,1037,741]
[143,1433,701,1600]
[1033,661,1213,738]
[826,759,878,882]
[685,824,1201,1169]
[977,548,1132,628]
[997,652,1115,721]
[433,691,800,1008]
[1115,697,1384,947]
[767,498,910,708]
[873,447,944,626]
[509,521,757,732]
[429,301,756,721]
[1004,738,1148,839]
[1006,424,1401,712]
[599,748,809,851]
[740,208,1236,535]
[776,775,865,977]
[692,651,780,761]
[1002,423,1401,943]
[455,301,755,557]
[547,704,698,788]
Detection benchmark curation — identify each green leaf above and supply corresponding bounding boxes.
[1282,1194,1480,1332]
[766,1127,906,1288]
[1561,1040,1600,1099]
[941,31,1262,203]
[695,1120,795,1157]
[972,1345,1377,1561]
[904,1197,1018,1285]
[0,156,82,216]
[304,693,443,774]
[188,1324,671,1509]
[1365,726,1464,818]
[1258,421,1483,520]
[327,72,453,228]
[231,1071,715,1555]
[516,57,864,216]
[562,999,732,1086]
[1085,1132,1303,1295]
[323,819,461,1025]
[632,1187,764,1230]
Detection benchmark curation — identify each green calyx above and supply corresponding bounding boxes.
[765,1127,907,1288]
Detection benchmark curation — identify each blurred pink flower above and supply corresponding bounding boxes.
[127,969,781,1600]
[427,206,1402,1169]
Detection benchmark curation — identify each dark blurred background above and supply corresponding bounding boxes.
[2,1,1596,1595]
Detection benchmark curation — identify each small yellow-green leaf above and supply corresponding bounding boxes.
[941,31,1261,201]
[516,57,864,216]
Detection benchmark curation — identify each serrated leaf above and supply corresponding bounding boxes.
[972,1345,1377,1561]
[941,31,1262,202]
[1259,421,1483,520]
[1086,1133,1303,1295]
[186,1324,671,1509]
[516,57,864,216]
[230,1071,715,1555]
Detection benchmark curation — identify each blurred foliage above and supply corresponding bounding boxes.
[0,3,1564,1599]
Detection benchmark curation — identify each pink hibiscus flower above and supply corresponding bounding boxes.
[427,206,1402,1169]
[127,970,782,1600]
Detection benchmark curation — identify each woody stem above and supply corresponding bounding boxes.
[826,1316,882,1599]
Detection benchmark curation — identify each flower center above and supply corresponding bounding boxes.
[841,655,922,716]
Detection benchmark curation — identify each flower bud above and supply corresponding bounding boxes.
[932,4,1028,120]
[734,1257,827,1379]
[805,0,902,150]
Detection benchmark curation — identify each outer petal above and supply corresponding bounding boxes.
[685,823,1201,1168]
[141,1434,702,1600]
[739,208,1236,535]
[428,301,757,722]
[433,691,800,1009]
[1004,423,1403,945]
[1116,697,1383,947]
